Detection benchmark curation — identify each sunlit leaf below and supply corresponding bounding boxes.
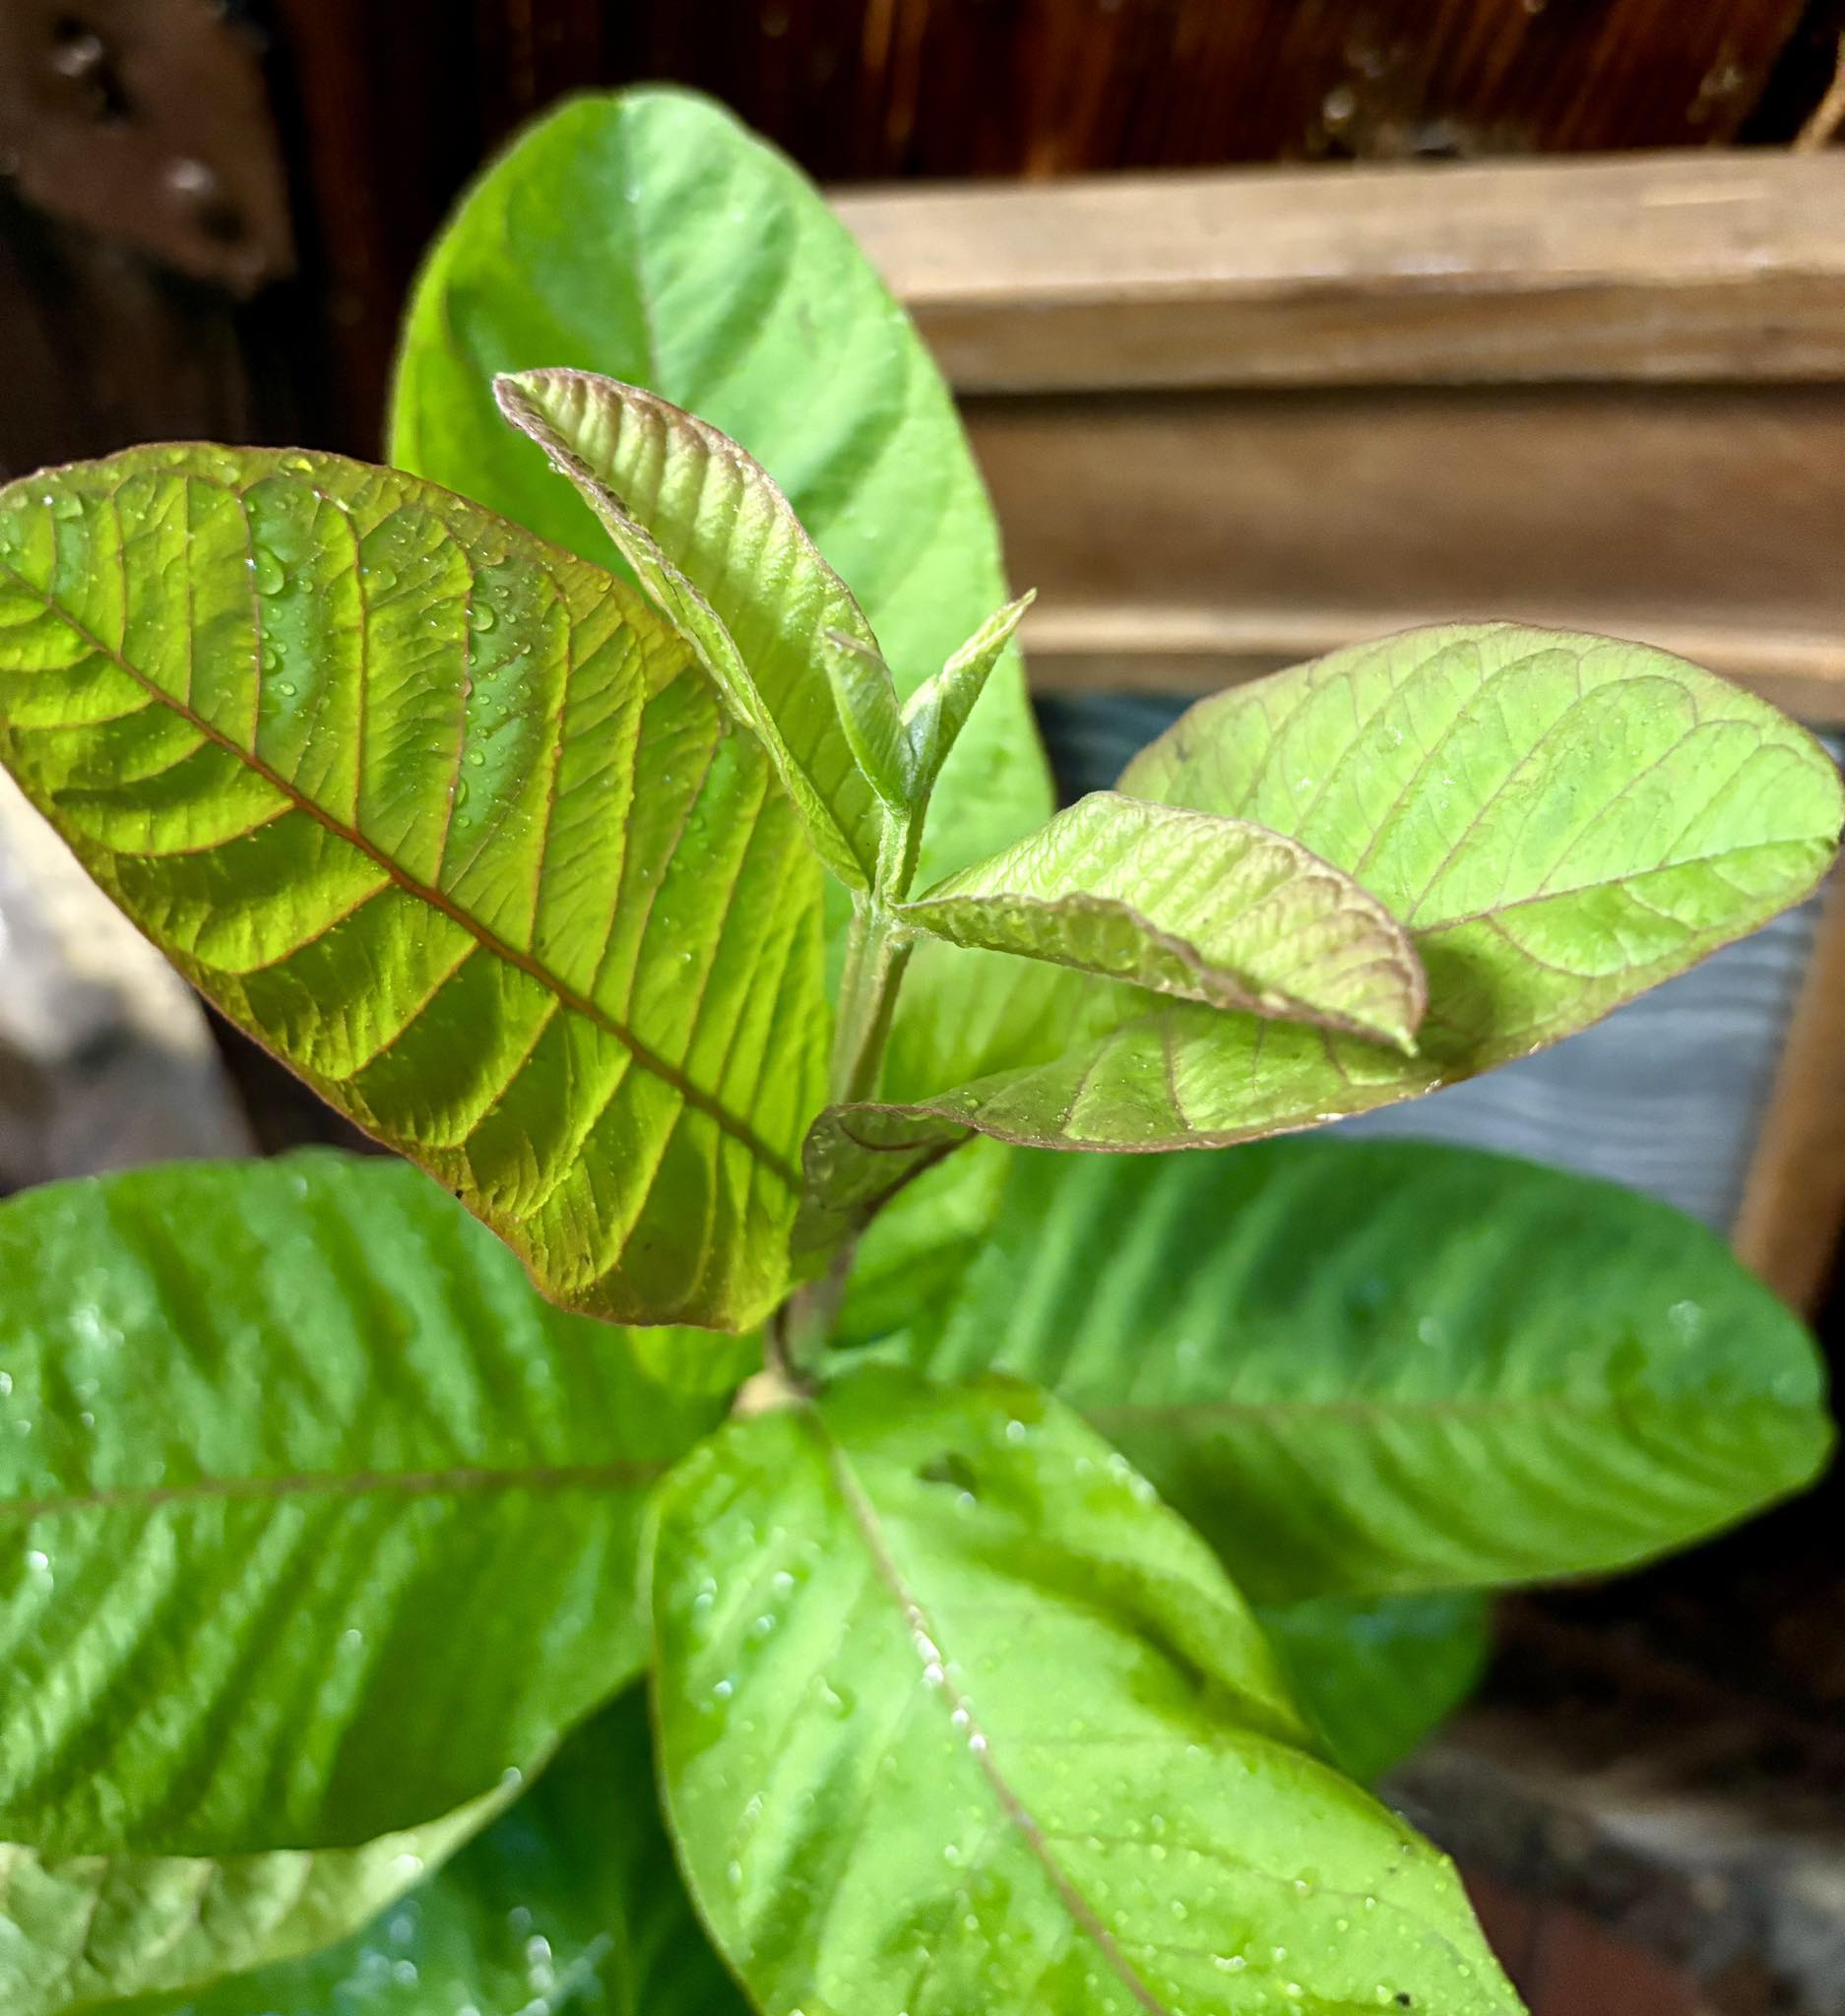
[391,84,1051,900]
[0,1153,736,1858]
[651,1367,1520,2016]
[74,1693,745,2016]
[0,447,826,1329]
[899,789,1425,1046]
[495,369,889,890]
[804,624,1841,1201]
[900,1140,1832,1598]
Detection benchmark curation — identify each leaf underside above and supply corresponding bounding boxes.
[651,1367,1520,2016]
[901,788,1426,1045]
[494,368,891,891]
[802,623,1844,1227]
[900,1139,1832,1600]
[0,1153,732,1860]
[0,446,827,1329]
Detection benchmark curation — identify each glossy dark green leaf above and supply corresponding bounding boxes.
[66,1693,745,2016]
[651,1367,1520,2016]
[901,1140,1832,1599]
[0,1152,739,1859]
[0,448,826,1330]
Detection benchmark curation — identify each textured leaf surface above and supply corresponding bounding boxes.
[1258,1595,1492,1787]
[0,1789,504,2016]
[0,1152,731,1858]
[495,370,889,889]
[651,1367,1520,2016]
[900,790,1425,1046]
[391,85,1051,900]
[0,447,826,1329]
[830,623,1843,1162]
[902,1141,1831,1600]
[91,1693,745,2016]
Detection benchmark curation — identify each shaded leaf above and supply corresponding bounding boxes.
[651,1366,1520,2016]
[81,1693,745,2016]
[0,1790,504,2016]
[900,1140,1832,1599]
[494,369,888,890]
[1258,1595,1492,1787]
[899,789,1426,1046]
[0,1152,734,1858]
[0,447,825,1329]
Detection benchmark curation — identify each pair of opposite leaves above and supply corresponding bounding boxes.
[2,376,1833,1332]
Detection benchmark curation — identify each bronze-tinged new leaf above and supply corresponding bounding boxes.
[898,790,1426,1048]
[0,447,827,1329]
[796,623,1843,1234]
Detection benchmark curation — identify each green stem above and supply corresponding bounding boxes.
[830,895,914,1107]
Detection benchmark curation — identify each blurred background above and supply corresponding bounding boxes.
[7,5,1845,2010]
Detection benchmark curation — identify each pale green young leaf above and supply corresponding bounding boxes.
[0,1153,737,1859]
[493,369,886,890]
[822,629,911,812]
[904,591,1035,803]
[390,85,1052,899]
[75,1693,745,2016]
[1259,1594,1492,1787]
[650,1367,1521,2016]
[900,1141,1832,1600]
[898,789,1426,1048]
[0,448,826,1330]
[808,623,1843,1166]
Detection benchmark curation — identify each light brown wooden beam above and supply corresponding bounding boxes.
[834,152,1845,393]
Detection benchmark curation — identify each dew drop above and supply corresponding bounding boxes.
[469,600,498,633]
[251,546,287,595]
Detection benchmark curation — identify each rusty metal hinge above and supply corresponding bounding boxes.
[0,0,293,294]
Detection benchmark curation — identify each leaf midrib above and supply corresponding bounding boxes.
[0,534,802,1194]
[810,1406,1172,2016]
[1082,1388,1801,1428]
[0,1458,662,1525]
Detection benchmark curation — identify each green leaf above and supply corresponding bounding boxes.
[0,1789,506,2016]
[391,85,1052,899]
[494,369,888,891]
[903,591,1036,807]
[901,1140,1833,1600]
[77,1692,746,2016]
[899,789,1426,1048]
[0,1151,735,1858]
[823,623,1844,1163]
[0,447,826,1330]
[1258,1595,1492,1787]
[650,1366,1521,2016]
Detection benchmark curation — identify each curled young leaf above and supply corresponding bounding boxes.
[650,1367,1521,2016]
[898,789,1426,1049]
[494,368,890,890]
[903,590,1036,806]
[0,1153,742,1860]
[0,447,826,1330]
[900,1140,1833,1601]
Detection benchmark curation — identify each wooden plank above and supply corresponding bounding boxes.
[958,385,1845,723]
[834,151,1845,391]
[1734,878,1845,1312]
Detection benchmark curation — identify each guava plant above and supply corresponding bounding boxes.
[0,88,1836,2016]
